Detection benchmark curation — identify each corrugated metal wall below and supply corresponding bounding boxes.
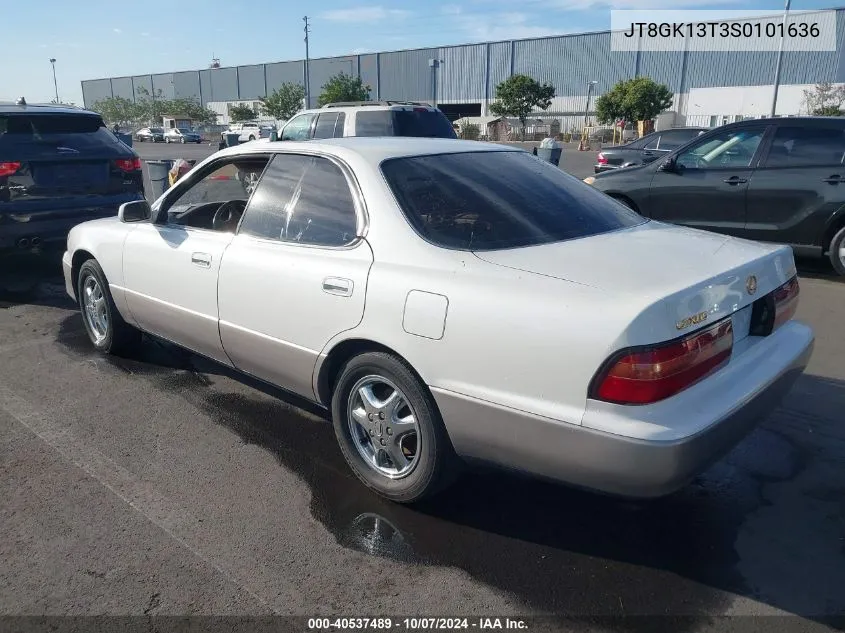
[132,75,153,99]
[237,64,265,100]
[81,8,845,111]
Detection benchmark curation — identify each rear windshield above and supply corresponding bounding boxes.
[0,113,105,136]
[356,110,456,139]
[381,151,645,251]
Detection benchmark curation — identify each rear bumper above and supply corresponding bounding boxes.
[0,203,134,251]
[432,321,814,498]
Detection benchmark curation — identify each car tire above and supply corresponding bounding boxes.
[249,135,255,141]
[76,259,141,356]
[829,225,845,276]
[165,138,170,143]
[331,352,459,503]
[180,137,185,144]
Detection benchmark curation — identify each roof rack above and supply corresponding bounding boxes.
[321,100,434,109]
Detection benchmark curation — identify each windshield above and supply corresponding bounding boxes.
[150,127,163,133]
[381,150,644,251]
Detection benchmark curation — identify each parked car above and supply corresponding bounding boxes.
[62,138,812,503]
[135,127,165,143]
[585,117,845,275]
[0,100,144,252]
[268,101,457,142]
[595,127,707,173]
[164,128,202,144]
[222,122,265,143]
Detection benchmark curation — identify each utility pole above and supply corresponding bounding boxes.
[303,16,311,108]
[49,58,59,103]
[583,80,597,129]
[770,0,791,118]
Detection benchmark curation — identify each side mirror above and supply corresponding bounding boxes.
[118,200,151,223]
[659,156,678,173]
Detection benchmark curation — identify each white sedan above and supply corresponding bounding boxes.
[62,138,814,503]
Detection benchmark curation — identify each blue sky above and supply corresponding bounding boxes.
[5,0,838,105]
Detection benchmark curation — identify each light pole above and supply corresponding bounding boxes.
[49,58,59,103]
[429,58,444,107]
[770,0,791,118]
[583,80,597,129]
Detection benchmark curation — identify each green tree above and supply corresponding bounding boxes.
[259,82,306,121]
[229,103,257,122]
[318,72,370,107]
[171,98,218,125]
[489,74,555,139]
[595,77,673,125]
[89,96,138,127]
[134,86,167,125]
[803,82,845,116]
[459,121,480,140]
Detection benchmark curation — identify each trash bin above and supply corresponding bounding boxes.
[146,159,173,201]
[226,133,241,147]
[116,132,133,148]
[535,137,562,167]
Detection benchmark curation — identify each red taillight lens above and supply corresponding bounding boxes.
[773,275,800,329]
[592,319,734,405]
[114,157,141,172]
[0,161,21,177]
[597,152,608,165]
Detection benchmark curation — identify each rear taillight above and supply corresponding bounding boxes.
[591,319,734,405]
[114,157,141,172]
[0,161,21,177]
[773,275,800,329]
[597,152,608,165]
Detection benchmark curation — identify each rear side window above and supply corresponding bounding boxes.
[0,113,104,136]
[659,130,704,150]
[381,151,644,251]
[764,125,845,167]
[355,111,393,136]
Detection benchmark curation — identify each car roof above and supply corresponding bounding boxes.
[0,102,98,116]
[217,137,519,162]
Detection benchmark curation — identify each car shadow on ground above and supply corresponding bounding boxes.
[796,256,844,283]
[0,251,73,310]
[53,317,845,628]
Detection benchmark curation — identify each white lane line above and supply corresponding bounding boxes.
[0,384,284,614]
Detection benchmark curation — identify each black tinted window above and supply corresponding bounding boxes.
[764,125,845,167]
[0,113,104,135]
[355,111,393,136]
[393,110,456,138]
[659,130,703,150]
[313,112,346,139]
[381,151,644,251]
[239,154,357,246]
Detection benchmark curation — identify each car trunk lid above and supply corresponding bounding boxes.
[473,221,796,344]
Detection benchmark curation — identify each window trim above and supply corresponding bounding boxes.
[234,149,370,250]
[152,153,273,228]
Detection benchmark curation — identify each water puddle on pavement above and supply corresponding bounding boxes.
[53,318,820,622]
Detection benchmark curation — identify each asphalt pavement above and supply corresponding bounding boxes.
[1,146,844,631]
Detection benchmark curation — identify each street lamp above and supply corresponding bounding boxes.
[583,80,598,128]
[49,58,59,103]
[770,0,791,117]
[429,58,444,107]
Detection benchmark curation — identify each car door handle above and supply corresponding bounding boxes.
[642,151,654,156]
[322,277,353,297]
[191,252,212,268]
[723,176,748,185]
[822,175,843,184]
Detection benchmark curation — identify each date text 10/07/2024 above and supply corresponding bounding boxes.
[307,617,529,630]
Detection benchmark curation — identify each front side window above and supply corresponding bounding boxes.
[381,150,644,251]
[163,157,269,231]
[763,125,845,167]
[313,112,346,139]
[239,154,358,246]
[676,127,766,170]
[281,114,316,141]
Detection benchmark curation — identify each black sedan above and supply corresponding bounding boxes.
[595,127,707,173]
[134,127,165,143]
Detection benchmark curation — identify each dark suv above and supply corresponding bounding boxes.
[588,117,845,275]
[1,101,144,252]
